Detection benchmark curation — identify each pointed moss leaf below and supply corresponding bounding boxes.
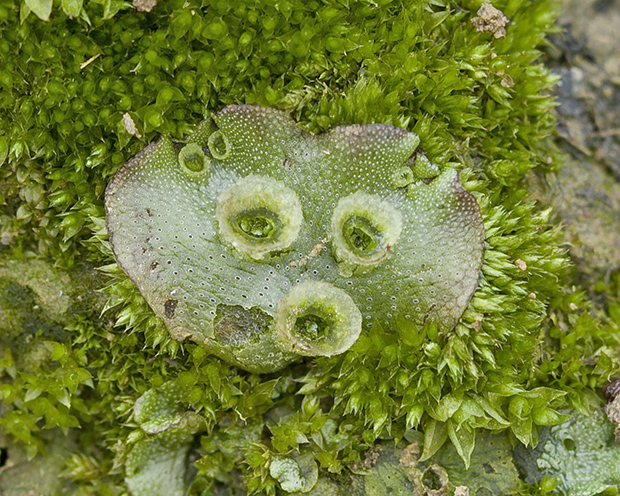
[531,406,570,426]
[420,419,448,461]
[446,420,475,469]
[24,388,43,402]
[427,394,463,422]
[0,137,8,166]
[61,0,82,17]
[511,417,534,446]
[471,395,510,426]
[106,105,484,373]
[522,386,567,404]
[101,0,124,19]
[25,0,52,20]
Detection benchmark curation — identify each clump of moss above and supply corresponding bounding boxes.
[1,0,619,494]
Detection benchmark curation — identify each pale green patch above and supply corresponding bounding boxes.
[24,0,52,21]
[0,431,75,494]
[0,259,72,319]
[533,411,620,496]
[270,454,319,493]
[125,383,207,496]
[105,106,484,373]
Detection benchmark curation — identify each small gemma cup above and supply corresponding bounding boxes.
[177,143,210,180]
[208,130,231,160]
[276,281,362,357]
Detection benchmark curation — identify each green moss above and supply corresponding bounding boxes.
[1,0,619,494]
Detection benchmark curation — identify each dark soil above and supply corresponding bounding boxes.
[531,0,620,284]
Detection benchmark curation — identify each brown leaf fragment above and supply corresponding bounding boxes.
[471,3,509,39]
[133,0,157,12]
[122,113,142,138]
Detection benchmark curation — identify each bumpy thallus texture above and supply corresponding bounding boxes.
[105,105,485,373]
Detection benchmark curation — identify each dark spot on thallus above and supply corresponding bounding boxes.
[164,299,178,319]
[151,261,159,270]
[146,208,153,217]
[213,304,272,346]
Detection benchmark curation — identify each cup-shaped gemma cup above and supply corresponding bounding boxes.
[276,281,362,357]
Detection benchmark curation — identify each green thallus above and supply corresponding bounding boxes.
[105,105,485,373]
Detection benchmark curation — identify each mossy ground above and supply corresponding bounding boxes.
[1,0,619,494]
